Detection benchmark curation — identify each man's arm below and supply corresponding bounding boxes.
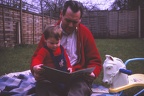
[79,24,102,78]
[85,38,102,77]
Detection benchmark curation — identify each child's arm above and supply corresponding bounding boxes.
[33,64,44,81]
[31,48,47,81]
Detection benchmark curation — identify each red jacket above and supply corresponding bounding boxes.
[31,46,71,74]
[31,22,102,77]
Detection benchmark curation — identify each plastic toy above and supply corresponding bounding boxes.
[103,55,144,96]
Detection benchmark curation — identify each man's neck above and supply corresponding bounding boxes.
[60,21,73,35]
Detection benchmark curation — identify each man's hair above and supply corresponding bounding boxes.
[43,25,62,41]
[62,0,83,18]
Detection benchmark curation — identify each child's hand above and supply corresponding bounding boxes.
[67,67,72,73]
[33,64,44,81]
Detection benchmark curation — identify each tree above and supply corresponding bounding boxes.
[39,0,66,18]
[110,0,144,10]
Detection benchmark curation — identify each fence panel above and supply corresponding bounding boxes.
[0,6,57,47]
[0,7,4,47]
[0,5,139,47]
[82,10,138,38]
[108,11,118,37]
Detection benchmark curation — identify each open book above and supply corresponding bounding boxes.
[41,66,95,83]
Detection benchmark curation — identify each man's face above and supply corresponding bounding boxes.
[61,7,81,34]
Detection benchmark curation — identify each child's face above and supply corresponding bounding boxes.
[46,37,60,51]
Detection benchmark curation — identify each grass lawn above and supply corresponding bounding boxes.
[0,39,144,95]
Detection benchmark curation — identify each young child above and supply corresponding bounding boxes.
[31,25,72,81]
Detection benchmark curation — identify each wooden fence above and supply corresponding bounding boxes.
[0,5,140,47]
[82,10,138,38]
[0,5,58,47]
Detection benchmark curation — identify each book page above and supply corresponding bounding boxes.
[41,66,95,83]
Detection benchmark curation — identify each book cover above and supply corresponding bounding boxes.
[41,66,95,83]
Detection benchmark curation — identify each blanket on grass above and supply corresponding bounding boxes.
[0,70,36,96]
[0,70,120,96]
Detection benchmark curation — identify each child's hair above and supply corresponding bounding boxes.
[43,25,62,40]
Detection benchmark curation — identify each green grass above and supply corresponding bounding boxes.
[0,39,144,95]
[0,44,37,76]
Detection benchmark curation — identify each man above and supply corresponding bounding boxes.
[31,1,102,96]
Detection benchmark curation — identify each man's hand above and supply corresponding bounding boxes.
[90,72,95,77]
[82,72,95,83]
[33,64,44,81]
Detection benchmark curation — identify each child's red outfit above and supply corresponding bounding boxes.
[32,45,71,96]
[31,45,71,72]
